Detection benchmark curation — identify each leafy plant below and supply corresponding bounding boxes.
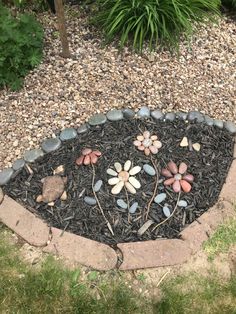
[221,0,236,8]
[0,3,43,90]
[93,0,221,51]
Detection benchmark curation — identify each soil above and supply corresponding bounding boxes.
[3,119,234,245]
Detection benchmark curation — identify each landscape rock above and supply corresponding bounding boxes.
[214,119,224,129]
[12,159,25,171]
[129,202,138,214]
[60,128,77,141]
[24,149,44,163]
[143,164,156,176]
[41,138,61,153]
[204,115,214,126]
[77,123,90,134]
[224,121,236,134]
[88,113,107,126]
[123,108,135,119]
[154,193,167,204]
[0,168,14,185]
[84,196,97,205]
[151,110,164,120]
[137,106,150,118]
[117,199,128,209]
[165,112,175,121]
[107,109,123,121]
[93,180,103,192]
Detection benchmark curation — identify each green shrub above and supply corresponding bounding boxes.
[93,0,221,51]
[221,0,236,8]
[0,3,43,90]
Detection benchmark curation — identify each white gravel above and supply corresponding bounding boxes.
[0,6,235,169]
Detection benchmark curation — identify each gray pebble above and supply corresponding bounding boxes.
[178,200,188,207]
[204,115,214,126]
[60,128,77,141]
[188,111,204,123]
[117,199,128,209]
[151,110,164,120]
[154,193,167,204]
[129,202,138,214]
[137,106,150,118]
[77,123,90,134]
[24,149,44,163]
[165,112,175,122]
[12,159,25,171]
[214,119,224,129]
[107,109,123,121]
[224,121,236,134]
[0,187,4,204]
[41,138,61,153]
[163,205,171,218]
[143,164,156,176]
[84,196,97,206]
[94,180,103,192]
[0,168,14,186]
[123,108,135,119]
[88,113,107,126]
[176,111,188,120]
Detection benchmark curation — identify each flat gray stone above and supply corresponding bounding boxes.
[117,199,128,209]
[94,180,103,193]
[224,121,236,134]
[88,113,107,126]
[84,196,97,206]
[129,202,138,214]
[151,110,164,120]
[214,119,224,129]
[24,149,44,163]
[107,109,123,121]
[0,168,14,186]
[12,159,25,171]
[60,128,77,141]
[188,111,204,123]
[137,106,150,118]
[204,115,214,126]
[123,108,135,119]
[77,123,90,134]
[41,138,61,153]
[176,112,188,120]
[143,164,156,176]
[165,112,175,122]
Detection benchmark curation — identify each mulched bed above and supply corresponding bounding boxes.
[3,119,235,245]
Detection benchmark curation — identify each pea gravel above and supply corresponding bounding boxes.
[0,6,235,169]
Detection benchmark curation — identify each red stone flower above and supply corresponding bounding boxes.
[161,161,194,193]
[76,148,102,166]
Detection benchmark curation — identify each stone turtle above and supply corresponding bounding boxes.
[37,175,67,205]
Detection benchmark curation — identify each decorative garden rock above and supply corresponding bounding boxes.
[41,138,61,153]
[151,110,164,120]
[176,112,188,120]
[94,180,103,192]
[129,202,138,214]
[123,108,135,119]
[224,121,236,134]
[117,199,128,209]
[204,115,214,126]
[137,106,150,118]
[36,175,67,204]
[143,164,156,176]
[214,119,223,129]
[84,196,97,206]
[178,200,188,207]
[77,123,90,134]
[165,112,175,122]
[60,128,77,141]
[188,111,204,123]
[107,109,123,121]
[12,159,25,171]
[88,113,107,126]
[24,149,44,163]
[154,193,167,204]
[0,168,14,186]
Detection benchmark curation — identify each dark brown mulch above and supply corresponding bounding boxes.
[3,119,234,246]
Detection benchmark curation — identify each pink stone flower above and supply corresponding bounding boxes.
[161,161,194,193]
[76,148,102,166]
[133,130,162,156]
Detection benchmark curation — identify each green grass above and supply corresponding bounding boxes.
[204,218,236,260]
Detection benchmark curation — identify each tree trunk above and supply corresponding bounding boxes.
[54,0,70,58]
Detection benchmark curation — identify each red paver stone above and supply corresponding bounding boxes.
[43,227,117,270]
[0,195,49,246]
[220,158,236,203]
[118,239,191,270]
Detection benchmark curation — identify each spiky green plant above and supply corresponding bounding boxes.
[93,0,221,51]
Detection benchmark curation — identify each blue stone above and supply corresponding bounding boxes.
[41,138,61,153]
[214,119,223,129]
[88,113,107,126]
[94,180,103,192]
[154,193,167,204]
[129,202,138,214]
[137,106,150,118]
[165,112,175,122]
[143,164,156,176]
[12,159,25,171]
[163,205,171,218]
[224,121,236,134]
[123,108,135,119]
[151,110,164,121]
[77,123,90,134]
[0,168,14,186]
[60,128,77,141]
[178,200,188,207]
[24,149,44,163]
[84,196,97,206]
[117,199,128,209]
[204,115,214,126]
[107,109,123,121]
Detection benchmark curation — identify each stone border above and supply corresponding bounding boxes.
[0,107,236,270]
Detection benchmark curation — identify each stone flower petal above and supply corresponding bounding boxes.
[129,176,141,189]
[114,162,122,173]
[125,182,136,194]
[84,155,91,165]
[107,168,118,176]
[143,130,150,139]
[108,177,120,185]
[153,140,162,149]
[173,180,181,193]
[183,174,194,183]
[151,135,158,140]
[180,180,192,193]
[133,140,141,147]
[82,148,92,156]
[138,145,145,151]
[90,152,98,164]
[129,166,141,175]
[144,148,150,156]
[137,135,144,141]
[76,156,84,166]
[167,161,178,175]
[111,181,124,194]
[149,145,158,154]
[124,160,131,171]
[161,169,173,178]
[164,177,175,186]
[178,162,188,175]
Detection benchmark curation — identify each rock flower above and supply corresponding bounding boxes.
[107,160,141,195]
[133,130,162,156]
[76,148,102,166]
[161,161,194,193]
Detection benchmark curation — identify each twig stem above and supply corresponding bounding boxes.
[145,157,159,220]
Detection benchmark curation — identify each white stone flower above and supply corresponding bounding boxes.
[107,160,141,195]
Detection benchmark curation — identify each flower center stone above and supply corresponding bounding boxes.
[118,171,129,182]
[174,173,182,181]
